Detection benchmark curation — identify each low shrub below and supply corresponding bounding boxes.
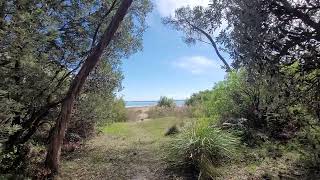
[297,122,320,175]
[157,96,176,108]
[167,118,240,178]
[110,98,127,123]
[164,125,179,136]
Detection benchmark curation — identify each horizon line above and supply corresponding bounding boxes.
[125,99,186,102]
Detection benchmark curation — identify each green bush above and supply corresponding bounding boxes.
[187,70,251,120]
[110,98,127,123]
[168,118,240,178]
[69,95,127,138]
[295,108,320,173]
[157,96,176,108]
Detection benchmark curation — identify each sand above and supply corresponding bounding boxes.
[126,106,154,121]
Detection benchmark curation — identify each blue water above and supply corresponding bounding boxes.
[125,100,185,108]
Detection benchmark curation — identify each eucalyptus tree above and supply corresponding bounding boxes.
[0,0,152,176]
[45,0,136,174]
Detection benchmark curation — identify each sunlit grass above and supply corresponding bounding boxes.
[102,122,132,137]
[60,116,192,179]
[102,117,191,140]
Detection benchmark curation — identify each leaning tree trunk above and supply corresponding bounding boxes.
[45,0,133,175]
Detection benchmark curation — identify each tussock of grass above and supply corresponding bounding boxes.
[165,118,241,178]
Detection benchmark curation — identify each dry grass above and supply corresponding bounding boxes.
[126,107,151,121]
[59,117,189,180]
[147,106,192,119]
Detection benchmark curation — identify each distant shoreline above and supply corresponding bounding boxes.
[125,105,155,109]
[125,100,186,108]
[125,100,186,103]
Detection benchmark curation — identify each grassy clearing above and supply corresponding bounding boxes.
[59,117,189,180]
[102,122,132,137]
[58,116,304,180]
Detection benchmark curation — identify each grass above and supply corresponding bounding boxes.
[59,115,306,180]
[102,122,132,137]
[213,144,303,180]
[59,117,189,180]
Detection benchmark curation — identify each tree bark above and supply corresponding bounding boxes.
[0,1,6,29]
[45,0,133,175]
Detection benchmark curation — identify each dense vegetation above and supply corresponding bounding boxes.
[0,0,319,179]
[0,0,151,178]
[164,0,320,179]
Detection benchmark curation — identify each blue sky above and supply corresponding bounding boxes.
[119,0,227,101]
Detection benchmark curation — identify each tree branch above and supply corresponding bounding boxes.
[185,20,232,72]
[91,0,118,48]
[277,0,320,32]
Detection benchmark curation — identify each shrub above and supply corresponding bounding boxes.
[167,118,240,178]
[186,70,251,120]
[157,96,176,108]
[110,98,127,123]
[296,111,320,174]
[164,125,179,136]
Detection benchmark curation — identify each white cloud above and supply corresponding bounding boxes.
[173,56,219,75]
[155,0,210,17]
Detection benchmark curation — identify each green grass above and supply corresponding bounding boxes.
[138,117,188,139]
[60,116,305,180]
[102,117,190,140]
[102,122,132,137]
[60,116,190,179]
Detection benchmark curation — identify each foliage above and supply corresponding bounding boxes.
[166,0,320,177]
[67,61,124,138]
[294,106,320,173]
[110,98,127,123]
[168,118,240,178]
[163,5,231,71]
[0,0,152,177]
[157,96,176,108]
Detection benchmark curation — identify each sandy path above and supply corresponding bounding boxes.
[126,106,153,121]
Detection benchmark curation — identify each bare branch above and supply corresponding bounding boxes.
[185,20,232,72]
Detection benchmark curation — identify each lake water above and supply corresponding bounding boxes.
[125,100,185,108]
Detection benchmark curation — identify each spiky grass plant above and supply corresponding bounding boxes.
[167,118,240,178]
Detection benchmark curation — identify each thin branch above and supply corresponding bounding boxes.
[197,38,211,45]
[91,0,118,49]
[185,20,232,72]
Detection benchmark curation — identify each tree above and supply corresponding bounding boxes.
[163,6,232,72]
[68,60,124,139]
[165,0,319,139]
[220,0,320,120]
[0,0,152,176]
[45,0,134,175]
